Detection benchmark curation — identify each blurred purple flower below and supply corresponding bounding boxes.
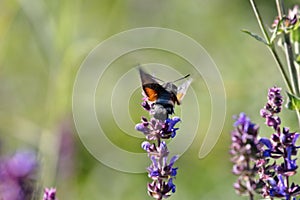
[272,5,299,29]
[0,149,38,200]
[288,5,299,26]
[6,150,38,178]
[57,118,75,180]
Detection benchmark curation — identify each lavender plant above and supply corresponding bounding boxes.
[243,0,300,123]
[231,87,300,200]
[231,0,300,199]
[0,150,39,200]
[0,148,58,200]
[136,95,180,200]
[230,113,263,198]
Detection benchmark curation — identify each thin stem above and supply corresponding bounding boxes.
[269,46,294,93]
[245,157,254,200]
[157,137,161,148]
[249,0,293,93]
[275,0,300,130]
[250,0,271,43]
[275,0,285,19]
[296,110,300,129]
[276,0,300,96]
[249,192,254,200]
[295,41,299,55]
[284,148,291,200]
[284,33,299,95]
[286,176,290,200]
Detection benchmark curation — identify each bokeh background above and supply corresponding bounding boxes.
[1,0,299,199]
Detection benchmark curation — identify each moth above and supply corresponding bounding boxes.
[139,68,192,115]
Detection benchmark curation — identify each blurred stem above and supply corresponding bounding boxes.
[250,0,300,129]
[294,41,299,55]
[19,0,60,186]
[275,0,299,96]
[295,42,299,54]
[249,192,253,200]
[275,0,300,129]
[249,0,293,93]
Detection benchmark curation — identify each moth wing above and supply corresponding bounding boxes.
[139,68,166,101]
[176,78,192,104]
[144,87,158,101]
[139,68,158,85]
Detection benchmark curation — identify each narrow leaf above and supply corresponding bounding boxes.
[241,29,269,45]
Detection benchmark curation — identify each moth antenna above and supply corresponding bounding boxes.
[173,74,190,83]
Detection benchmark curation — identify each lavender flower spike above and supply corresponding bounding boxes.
[260,86,283,130]
[257,86,300,199]
[230,113,262,196]
[136,74,183,199]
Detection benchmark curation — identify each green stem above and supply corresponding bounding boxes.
[249,0,293,93]
[249,0,270,43]
[276,0,299,96]
[284,32,299,95]
[296,109,300,129]
[249,192,254,200]
[269,46,294,93]
[295,41,299,55]
[276,0,300,129]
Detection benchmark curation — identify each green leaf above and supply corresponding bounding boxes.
[286,92,300,111]
[291,26,300,43]
[296,54,300,64]
[241,29,269,45]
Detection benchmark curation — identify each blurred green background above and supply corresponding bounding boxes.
[1,0,299,199]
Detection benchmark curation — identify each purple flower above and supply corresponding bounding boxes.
[272,5,299,29]
[233,112,251,132]
[256,87,300,199]
[259,138,273,157]
[288,5,299,26]
[268,175,287,198]
[43,188,58,200]
[136,117,181,140]
[260,87,283,130]
[230,113,263,196]
[145,142,178,180]
[137,87,181,199]
[6,150,38,178]
[142,100,151,111]
[0,149,38,200]
[147,178,176,200]
[162,117,180,138]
